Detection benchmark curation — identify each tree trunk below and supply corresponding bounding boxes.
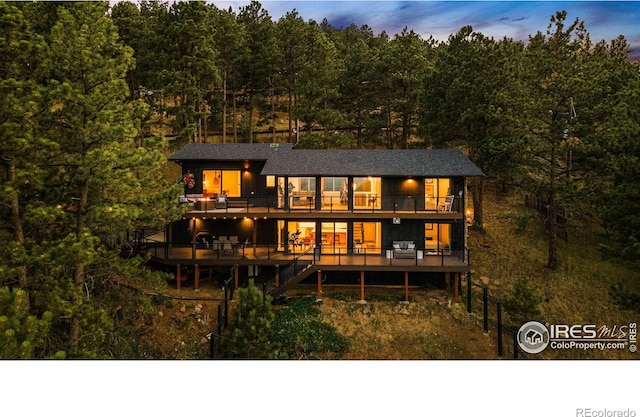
[288,87,293,142]
[271,87,276,143]
[70,179,90,355]
[385,104,392,149]
[232,91,237,143]
[203,97,208,143]
[467,141,485,229]
[471,176,485,228]
[8,160,29,313]
[248,94,255,143]
[547,143,559,270]
[323,91,329,138]
[222,75,227,144]
[402,112,410,149]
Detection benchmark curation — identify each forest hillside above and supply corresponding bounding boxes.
[0,1,638,359]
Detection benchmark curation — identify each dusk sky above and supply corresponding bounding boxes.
[212,1,640,59]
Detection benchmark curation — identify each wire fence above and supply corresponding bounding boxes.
[465,275,532,359]
[209,268,236,359]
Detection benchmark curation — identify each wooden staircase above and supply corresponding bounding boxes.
[268,262,319,298]
[266,245,319,298]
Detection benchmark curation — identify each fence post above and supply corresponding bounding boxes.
[497,302,503,357]
[513,331,519,359]
[482,287,489,333]
[209,327,215,359]
[224,287,229,327]
[467,272,472,314]
[210,304,224,359]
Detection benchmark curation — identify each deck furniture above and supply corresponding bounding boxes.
[393,241,416,258]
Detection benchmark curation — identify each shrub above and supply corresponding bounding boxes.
[272,297,349,359]
[502,275,542,325]
[220,279,276,359]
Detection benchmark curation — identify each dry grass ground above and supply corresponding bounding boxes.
[469,188,639,359]
[138,285,499,359]
[313,289,498,359]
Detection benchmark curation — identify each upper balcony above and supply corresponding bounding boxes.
[178,193,464,219]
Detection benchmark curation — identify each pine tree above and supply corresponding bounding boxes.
[25,2,182,357]
[0,287,62,359]
[0,1,52,310]
[222,279,275,359]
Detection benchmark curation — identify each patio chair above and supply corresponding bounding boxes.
[439,195,455,212]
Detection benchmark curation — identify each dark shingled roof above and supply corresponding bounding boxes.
[261,149,485,177]
[169,144,484,177]
[169,143,294,162]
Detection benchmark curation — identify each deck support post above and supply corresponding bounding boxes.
[252,222,258,257]
[275,265,280,288]
[194,264,200,290]
[467,271,472,313]
[404,271,409,302]
[234,264,239,291]
[454,273,459,303]
[317,270,322,300]
[165,224,171,259]
[359,270,366,303]
[176,264,181,290]
[191,219,196,260]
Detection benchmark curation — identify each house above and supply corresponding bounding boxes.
[143,142,484,302]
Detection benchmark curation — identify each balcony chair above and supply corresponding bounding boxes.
[439,195,455,212]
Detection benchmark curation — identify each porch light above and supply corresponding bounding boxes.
[466,209,473,224]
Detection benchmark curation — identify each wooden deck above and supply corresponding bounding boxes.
[181,206,464,221]
[142,244,469,273]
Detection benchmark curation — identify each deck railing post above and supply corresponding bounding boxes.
[164,236,168,259]
[497,302,503,357]
[466,248,472,312]
[223,286,229,327]
[483,287,489,333]
[467,271,472,314]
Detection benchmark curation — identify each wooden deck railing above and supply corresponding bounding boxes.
[136,237,469,268]
[178,194,463,214]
